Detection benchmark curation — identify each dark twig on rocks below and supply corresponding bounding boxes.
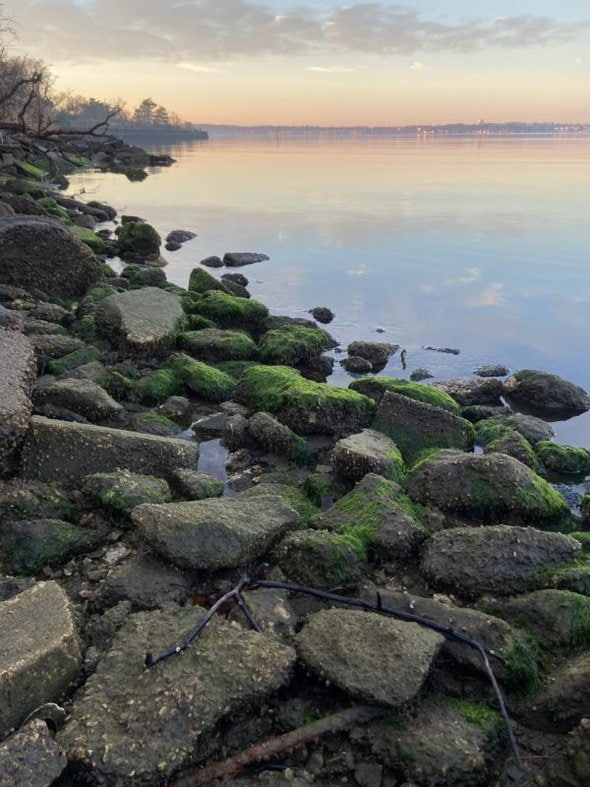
[145,568,522,767]
[169,705,384,786]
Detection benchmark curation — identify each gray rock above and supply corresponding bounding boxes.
[476,412,555,445]
[100,555,190,610]
[503,369,590,419]
[81,470,172,516]
[273,529,366,589]
[475,364,510,377]
[165,230,196,244]
[28,334,86,364]
[221,279,250,298]
[484,429,539,470]
[432,376,504,406]
[58,609,295,784]
[248,411,313,464]
[221,272,249,286]
[409,367,433,381]
[0,719,67,787]
[23,317,66,336]
[168,468,225,500]
[228,587,297,643]
[374,391,475,463]
[0,329,35,477]
[0,479,74,523]
[30,302,70,325]
[331,428,404,483]
[0,201,15,217]
[159,395,192,421]
[20,416,199,484]
[420,525,581,596]
[0,518,99,574]
[223,251,269,266]
[311,473,427,562]
[296,608,443,707]
[520,651,590,732]
[0,581,82,738]
[0,215,101,298]
[32,378,122,422]
[347,340,398,367]
[368,696,501,784]
[133,492,301,570]
[407,450,569,527]
[340,355,373,374]
[95,287,184,357]
[0,304,24,330]
[200,255,224,268]
[309,306,334,324]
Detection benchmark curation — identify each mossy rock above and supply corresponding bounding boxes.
[273,529,365,588]
[131,412,182,437]
[236,365,376,435]
[178,329,258,363]
[535,441,590,475]
[350,376,460,415]
[302,472,349,508]
[241,483,319,526]
[485,430,539,470]
[0,518,99,574]
[0,481,76,523]
[15,160,47,180]
[85,285,118,303]
[258,325,328,366]
[82,471,172,518]
[186,290,268,330]
[166,354,236,403]
[46,346,102,376]
[135,368,184,406]
[215,360,261,379]
[70,226,106,254]
[185,314,217,331]
[188,267,226,294]
[120,264,167,289]
[115,221,161,259]
[36,197,70,221]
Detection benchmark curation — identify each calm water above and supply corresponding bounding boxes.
[67,136,590,448]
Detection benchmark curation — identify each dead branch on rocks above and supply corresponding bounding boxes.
[145,566,522,767]
[169,705,384,786]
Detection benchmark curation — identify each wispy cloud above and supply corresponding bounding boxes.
[410,62,424,71]
[5,1,589,64]
[308,65,366,73]
[177,62,228,73]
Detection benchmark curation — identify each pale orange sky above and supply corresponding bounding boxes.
[4,0,590,125]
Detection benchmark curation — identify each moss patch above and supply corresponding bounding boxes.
[166,354,236,403]
[188,267,226,294]
[116,221,160,258]
[504,635,542,696]
[70,225,106,253]
[186,290,268,330]
[350,376,460,415]
[179,329,258,362]
[47,346,101,376]
[258,325,328,365]
[535,441,590,475]
[36,197,70,221]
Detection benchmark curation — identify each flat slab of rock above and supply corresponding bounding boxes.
[20,416,199,483]
[223,252,269,267]
[95,286,184,357]
[407,449,569,527]
[0,581,81,738]
[58,609,295,784]
[0,719,66,787]
[331,428,404,482]
[503,369,590,419]
[0,329,36,477]
[420,525,581,597]
[374,391,474,463]
[0,215,102,297]
[296,608,443,707]
[32,378,122,422]
[133,492,301,570]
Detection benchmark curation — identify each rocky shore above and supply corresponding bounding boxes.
[1,136,590,787]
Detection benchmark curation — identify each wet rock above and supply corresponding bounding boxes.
[432,376,504,406]
[0,581,82,738]
[0,216,102,298]
[350,375,460,413]
[168,468,225,500]
[192,411,228,437]
[420,525,581,597]
[165,240,181,251]
[258,324,328,366]
[165,229,196,244]
[248,411,314,465]
[100,555,190,610]
[0,518,99,574]
[520,651,590,732]
[58,609,295,784]
[115,221,160,261]
[221,278,250,298]
[0,329,36,477]
[407,450,569,527]
[312,473,427,563]
[374,391,475,463]
[340,355,373,373]
[81,470,172,518]
[32,378,122,422]
[221,272,249,286]
[158,395,192,421]
[133,492,301,570]
[484,429,539,470]
[535,441,590,475]
[368,696,502,785]
[475,364,510,377]
[200,255,224,268]
[309,306,334,324]
[347,340,398,367]
[476,412,554,446]
[223,251,269,266]
[273,529,365,588]
[296,608,443,707]
[331,428,404,483]
[503,369,590,419]
[0,719,67,787]
[95,286,184,358]
[409,367,433,381]
[20,416,199,484]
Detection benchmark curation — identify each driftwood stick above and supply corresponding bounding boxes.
[170,705,383,786]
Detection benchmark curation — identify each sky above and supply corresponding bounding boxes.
[3,0,590,126]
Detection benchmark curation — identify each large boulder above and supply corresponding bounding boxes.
[373,391,475,463]
[346,341,398,368]
[258,325,328,365]
[95,287,185,357]
[503,369,590,419]
[296,608,443,707]
[57,609,295,784]
[115,220,160,261]
[0,329,36,477]
[420,525,581,597]
[132,491,301,570]
[350,376,460,414]
[0,582,82,738]
[19,416,199,484]
[331,428,405,483]
[407,450,569,527]
[0,215,101,297]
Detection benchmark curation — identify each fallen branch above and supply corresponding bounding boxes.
[145,568,522,767]
[169,705,383,786]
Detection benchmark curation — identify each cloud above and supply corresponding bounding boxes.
[308,65,366,73]
[410,62,424,71]
[177,62,228,73]
[5,1,590,64]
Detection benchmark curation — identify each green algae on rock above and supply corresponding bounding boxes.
[115,220,161,260]
[186,290,268,330]
[350,376,460,415]
[535,441,590,475]
[179,328,258,362]
[258,324,328,365]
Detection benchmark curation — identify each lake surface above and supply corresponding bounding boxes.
[67,135,590,448]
